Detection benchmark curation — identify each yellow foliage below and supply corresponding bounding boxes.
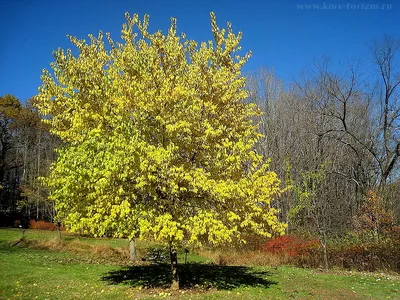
[35,12,286,246]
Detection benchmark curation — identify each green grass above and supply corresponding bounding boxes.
[0,228,399,299]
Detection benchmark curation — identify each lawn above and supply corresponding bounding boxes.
[0,228,399,299]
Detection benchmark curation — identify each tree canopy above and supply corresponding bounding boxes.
[36,12,286,243]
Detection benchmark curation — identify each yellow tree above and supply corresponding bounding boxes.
[35,12,286,289]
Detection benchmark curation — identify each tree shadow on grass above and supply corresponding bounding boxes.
[101,263,276,290]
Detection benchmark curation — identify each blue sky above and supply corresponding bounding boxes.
[0,0,398,102]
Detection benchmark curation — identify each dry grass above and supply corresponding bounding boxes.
[198,248,291,268]
[11,237,132,265]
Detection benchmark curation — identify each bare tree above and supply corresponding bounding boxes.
[302,36,400,189]
[371,36,400,186]
[247,68,360,237]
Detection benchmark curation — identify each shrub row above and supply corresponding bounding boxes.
[260,234,400,273]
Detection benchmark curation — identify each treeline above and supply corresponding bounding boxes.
[1,36,399,243]
[247,36,400,244]
[0,95,59,226]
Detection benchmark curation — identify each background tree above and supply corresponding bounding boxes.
[0,95,23,219]
[35,12,287,289]
[371,36,400,187]
[246,35,400,244]
[17,98,59,222]
[0,95,57,225]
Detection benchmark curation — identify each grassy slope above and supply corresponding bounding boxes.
[0,228,399,299]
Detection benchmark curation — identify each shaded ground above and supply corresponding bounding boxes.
[102,263,276,290]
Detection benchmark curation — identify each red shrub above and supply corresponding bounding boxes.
[261,235,319,257]
[29,220,64,231]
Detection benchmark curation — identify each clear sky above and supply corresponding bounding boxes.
[0,0,398,102]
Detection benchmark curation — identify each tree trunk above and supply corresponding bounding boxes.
[56,221,62,241]
[169,245,179,290]
[36,135,41,221]
[129,238,136,262]
[320,234,329,271]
